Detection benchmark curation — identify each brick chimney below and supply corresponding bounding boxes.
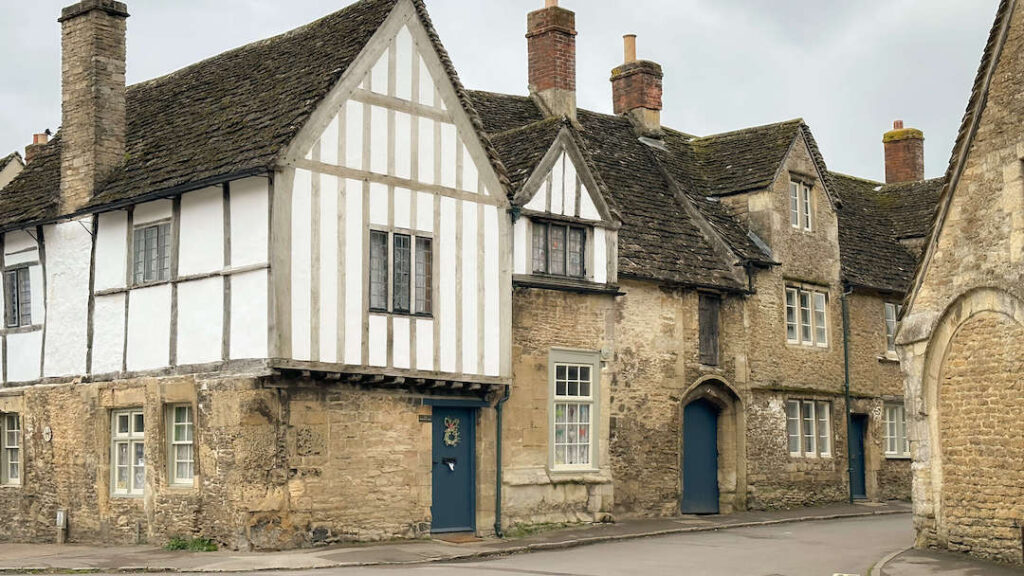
[24,132,51,165]
[883,120,925,184]
[58,0,129,214]
[611,35,663,137]
[527,0,577,120]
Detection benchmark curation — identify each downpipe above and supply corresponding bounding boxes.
[494,384,511,538]
[841,284,855,504]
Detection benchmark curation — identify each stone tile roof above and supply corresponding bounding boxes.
[0,0,511,231]
[830,172,942,293]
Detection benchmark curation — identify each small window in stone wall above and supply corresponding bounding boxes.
[786,400,831,458]
[550,349,600,471]
[112,409,145,496]
[884,403,910,458]
[885,302,902,353]
[168,405,195,486]
[1,413,20,486]
[789,180,813,231]
[699,293,720,366]
[785,287,828,347]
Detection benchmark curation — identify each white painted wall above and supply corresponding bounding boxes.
[230,177,270,267]
[43,219,93,378]
[176,276,223,365]
[230,269,268,360]
[126,284,171,371]
[178,187,224,277]
[2,229,43,383]
[92,294,125,375]
[95,211,127,291]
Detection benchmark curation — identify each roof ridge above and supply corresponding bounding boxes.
[692,118,804,142]
[829,171,882,186]
[489,116,566,139]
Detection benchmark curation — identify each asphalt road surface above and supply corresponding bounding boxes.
[228,514,913,576]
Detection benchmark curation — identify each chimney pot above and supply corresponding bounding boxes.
[883,121,925,184]
[25,133,51,165]
[623,34,637,64]
[545,0,558,7]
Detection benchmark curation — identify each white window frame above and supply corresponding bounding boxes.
[785,286,828,347]
[789,180,813,230]
[168,405,195,487]
[801,185,813,231]
[549,349,600,472]
[787,400,831,458]
[1,413,21,486]
[884,402,910,458]
[789,182,801,229]
[885,302,902,354]
[111,409,145,497]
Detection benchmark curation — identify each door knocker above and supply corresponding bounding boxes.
[443,417,461,447]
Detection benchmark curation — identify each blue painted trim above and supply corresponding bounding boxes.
[424,398,489,408]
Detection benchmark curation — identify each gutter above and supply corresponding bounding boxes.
[494,384,511,538]
[840,283,855,504]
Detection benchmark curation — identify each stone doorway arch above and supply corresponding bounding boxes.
[680,377,746,514]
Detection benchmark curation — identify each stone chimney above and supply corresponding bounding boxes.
[58,0,129,214]
[611,35,663,137]
[527,0,577,120]
[883,120,925,184]
[24,132,51,165]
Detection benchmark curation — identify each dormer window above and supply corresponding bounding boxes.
[789,181,813,231]
[532,221,586,278]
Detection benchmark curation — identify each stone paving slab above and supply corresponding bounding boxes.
[0,501,911,574]
[876,547,1024,576]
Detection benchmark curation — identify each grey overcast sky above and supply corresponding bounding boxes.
[0,1,999,182]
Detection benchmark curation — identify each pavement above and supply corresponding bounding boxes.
[0,501,910,574]
[875,547,1024,576]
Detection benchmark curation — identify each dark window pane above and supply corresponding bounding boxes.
[4,271,18,328]
[549,226,566,276]
[158,223,171,281]
[567,228,584,277]
[532,223,547,273]
[369,231,388,311]
[133,228,145,284]
[699,294,720,366]
[415,237,432,314]
[393,234,411,313]
[17,269,30,326]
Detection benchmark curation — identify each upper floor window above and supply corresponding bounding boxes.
[884,402,910,458]
[1,413,20,486]
[112,409,145,496]
[533,221,586,278]
[3,268,31,327]
[369,230,432,315]
[132,222,171,285]
[785,287,827,347]
[885,302,902,353]
[789,181,812,231]
[786,400,831,458]
[699,293,720,366]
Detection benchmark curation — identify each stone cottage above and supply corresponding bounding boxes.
[0,0,936,548]
[898,0,1023,565]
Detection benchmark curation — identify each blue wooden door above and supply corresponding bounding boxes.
[431,407,475,533]
[682,399,720,514]
[850,414,867,499]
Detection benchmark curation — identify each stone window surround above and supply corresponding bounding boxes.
[1,412,20,486]
[167,404,196,488]
[111,408,145,498]
[883,401,910,460]
[788,175,814,232]
[548,348,601,474]
[785,284,829,348]
[367,226,435,318]
[786,399,832,459]
[884,302,902,359]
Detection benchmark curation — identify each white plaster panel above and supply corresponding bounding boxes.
[230,269,268,360]
[580,183,600,221]
[291,169,312,361]
[594,227,608,284]
[345,102,364,169]
[550,153,565,216]
[229,177,270,267]
[4,230,36,256]
[439,198,456,372]
[42,219,92,377]
[176,276,223,366]
[371,48,389,94]
[370,105,388,174]
[321,116,339,166]
[133,198,173,225]
[440,123,457,189]
[394,187,411,230]
[526,181,547,212]
[513,217,527,275]
[395,112,412,180]
[395,26,413,101]
[484,205,500,377]
[462,144,478,194]
[6,330,41,383]
[563,157,578,217]
[393,316,410,369]
[91,293,125,375]
[344,179,364,365]
[126,284,171,371]
[369,182,389,227]
[417,55,434,106]
[178,187,224,277]
[28,265,44,325]
[416,318,434,371]
[416,192,433,233]
[461,201,478,375]
[4,249,38,267]
[418,117,435,184]
[95,211,128,291]
[368,315,387,367]
[319,174,339,364]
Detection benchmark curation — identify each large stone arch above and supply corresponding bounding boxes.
[918,287,1024,562]
[680,376,746,513]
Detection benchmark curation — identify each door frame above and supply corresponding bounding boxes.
[682,397,721,514]
[679,377,746,514]
[427,400,481,534]
[849,413,868,500]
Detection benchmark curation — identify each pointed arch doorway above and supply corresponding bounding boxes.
[680,378,746,515]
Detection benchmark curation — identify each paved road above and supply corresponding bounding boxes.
[221,515,913,576]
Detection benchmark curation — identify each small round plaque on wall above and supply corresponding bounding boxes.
[43,426,53,442]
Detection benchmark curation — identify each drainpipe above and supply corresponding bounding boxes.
[494,384,511,537]
[840,284,854,504]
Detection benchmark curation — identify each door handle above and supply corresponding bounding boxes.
[442,457,457,471]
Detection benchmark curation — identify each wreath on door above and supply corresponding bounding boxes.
[443,417,461,447]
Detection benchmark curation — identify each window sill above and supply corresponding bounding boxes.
[110,493,145,500]
[785,342,830,351]
[513,274,621,295]
[0,483,22,488]
[368,310,435,320]
[884,454,912,461]
[877,354,900,364]
[2,324,42,336]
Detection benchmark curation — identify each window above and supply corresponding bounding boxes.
[3,268,31,327]
[369,230,433,315]
[789,181,813,230]
[551,351,598,470]
[699,293,720,366]
[132,223,171,285]
[884,403,910,458]
[787,400,831,457]
[785,287,828,347]
[112,409,145,496]
[169,405,195,486]
[1,413,20,486]
[532,221,586,278]
[885,302,902,353]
